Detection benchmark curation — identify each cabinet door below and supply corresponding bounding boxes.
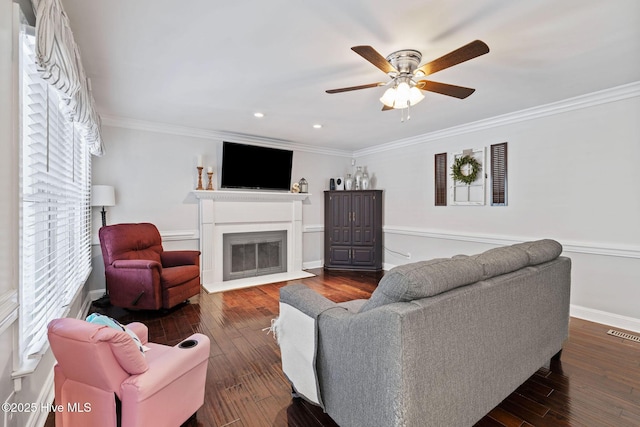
[329,247,352,266]
[352,192,376,246]
[328,193,352,246]
[351,247,376,267]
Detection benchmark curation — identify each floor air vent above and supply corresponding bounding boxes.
[607,329,640,343]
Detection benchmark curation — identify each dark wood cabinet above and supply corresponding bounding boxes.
[324,190,382,271]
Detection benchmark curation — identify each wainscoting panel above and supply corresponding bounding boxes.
[382,227,640,333]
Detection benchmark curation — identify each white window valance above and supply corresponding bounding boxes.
[33,0,104,156]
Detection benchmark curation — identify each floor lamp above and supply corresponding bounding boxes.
[91,185,116,307]
[91,185,116,227]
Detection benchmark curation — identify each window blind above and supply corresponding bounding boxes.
[18,28,91,368]
[434,152,447,206]
[490,142,508,206]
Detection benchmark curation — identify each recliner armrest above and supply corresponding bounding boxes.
[161,250,200,268]
[120,333,210,401]
[126,322,149,345]
[112,259,161,270]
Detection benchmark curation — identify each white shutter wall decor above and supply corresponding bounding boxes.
[17,28,91,374]
[33,0,104,156]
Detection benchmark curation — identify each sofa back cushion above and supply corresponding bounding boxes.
[359,239,563,312]
[470,246,529,279]
[512,239,563,265]
[99,223,163,266]
[360,257,484,312]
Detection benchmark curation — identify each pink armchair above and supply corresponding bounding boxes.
[99,223,201,310]
[48,317,210,427]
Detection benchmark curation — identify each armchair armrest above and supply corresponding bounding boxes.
[120,333,210,401]
[112,259,161,270]
[161,250,200,268]
[126,322,149,345]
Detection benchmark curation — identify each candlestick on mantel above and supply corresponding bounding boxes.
[196,166,204,190]
[206,171,214,191]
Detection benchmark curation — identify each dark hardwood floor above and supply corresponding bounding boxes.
[46,268,640,426]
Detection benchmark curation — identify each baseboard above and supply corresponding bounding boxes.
[27,369,54,427]
[302,260,323,270]
[570,305,640,333]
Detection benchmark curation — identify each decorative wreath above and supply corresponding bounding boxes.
[451,155,481,185]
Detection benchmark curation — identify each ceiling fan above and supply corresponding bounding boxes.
[326,40,489,112]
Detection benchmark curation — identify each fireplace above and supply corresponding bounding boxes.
[191,190,314,293]
[223,231,287,281]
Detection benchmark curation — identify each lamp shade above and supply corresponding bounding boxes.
[91,185,115,207]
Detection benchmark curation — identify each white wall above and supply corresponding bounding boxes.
[90,124,352,290]
[355,90,640,331]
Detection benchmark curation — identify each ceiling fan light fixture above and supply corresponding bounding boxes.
[395,81,411,106]
[380,87,397,107]
[409,86,425,105]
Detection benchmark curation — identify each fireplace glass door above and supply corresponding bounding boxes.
[223,231,287,281]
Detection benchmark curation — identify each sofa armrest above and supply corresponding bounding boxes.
[112,259,161,270]
[279,284,346,318]
[120,333,210,401]
[126,322,149,345]
[161,250,200,268]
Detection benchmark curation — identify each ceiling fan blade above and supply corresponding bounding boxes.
[326,82,385,94]
[351,45,398,75]
[415,80,476,99]
[381,104,394,111]
[416,40,489,77]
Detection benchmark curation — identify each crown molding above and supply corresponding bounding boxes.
[99,82,640,159]
[99,115,353,158]
[354,81,640,157]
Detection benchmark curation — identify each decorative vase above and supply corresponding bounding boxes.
[361,171,370,190]
[345,174,353,190]
[354,166,363,190]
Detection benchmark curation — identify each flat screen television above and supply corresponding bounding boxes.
[220,141,293,191]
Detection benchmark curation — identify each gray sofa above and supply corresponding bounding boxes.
[278,239,571,427]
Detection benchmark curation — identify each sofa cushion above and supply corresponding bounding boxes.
[359,240,564,312]
[360,257,484,312]
[512,239,563,265]
[470,246,530,279]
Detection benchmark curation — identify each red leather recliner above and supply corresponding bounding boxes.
[99,223,201,310]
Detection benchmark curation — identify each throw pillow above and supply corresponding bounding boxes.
[86,313,145,354]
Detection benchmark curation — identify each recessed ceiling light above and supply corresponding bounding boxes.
[313,124,322,129]
[254,112,264,118]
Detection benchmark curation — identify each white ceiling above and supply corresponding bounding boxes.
[60,0,640,153]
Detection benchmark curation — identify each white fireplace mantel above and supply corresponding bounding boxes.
[191,189,310,202]
[191,190,314,293]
